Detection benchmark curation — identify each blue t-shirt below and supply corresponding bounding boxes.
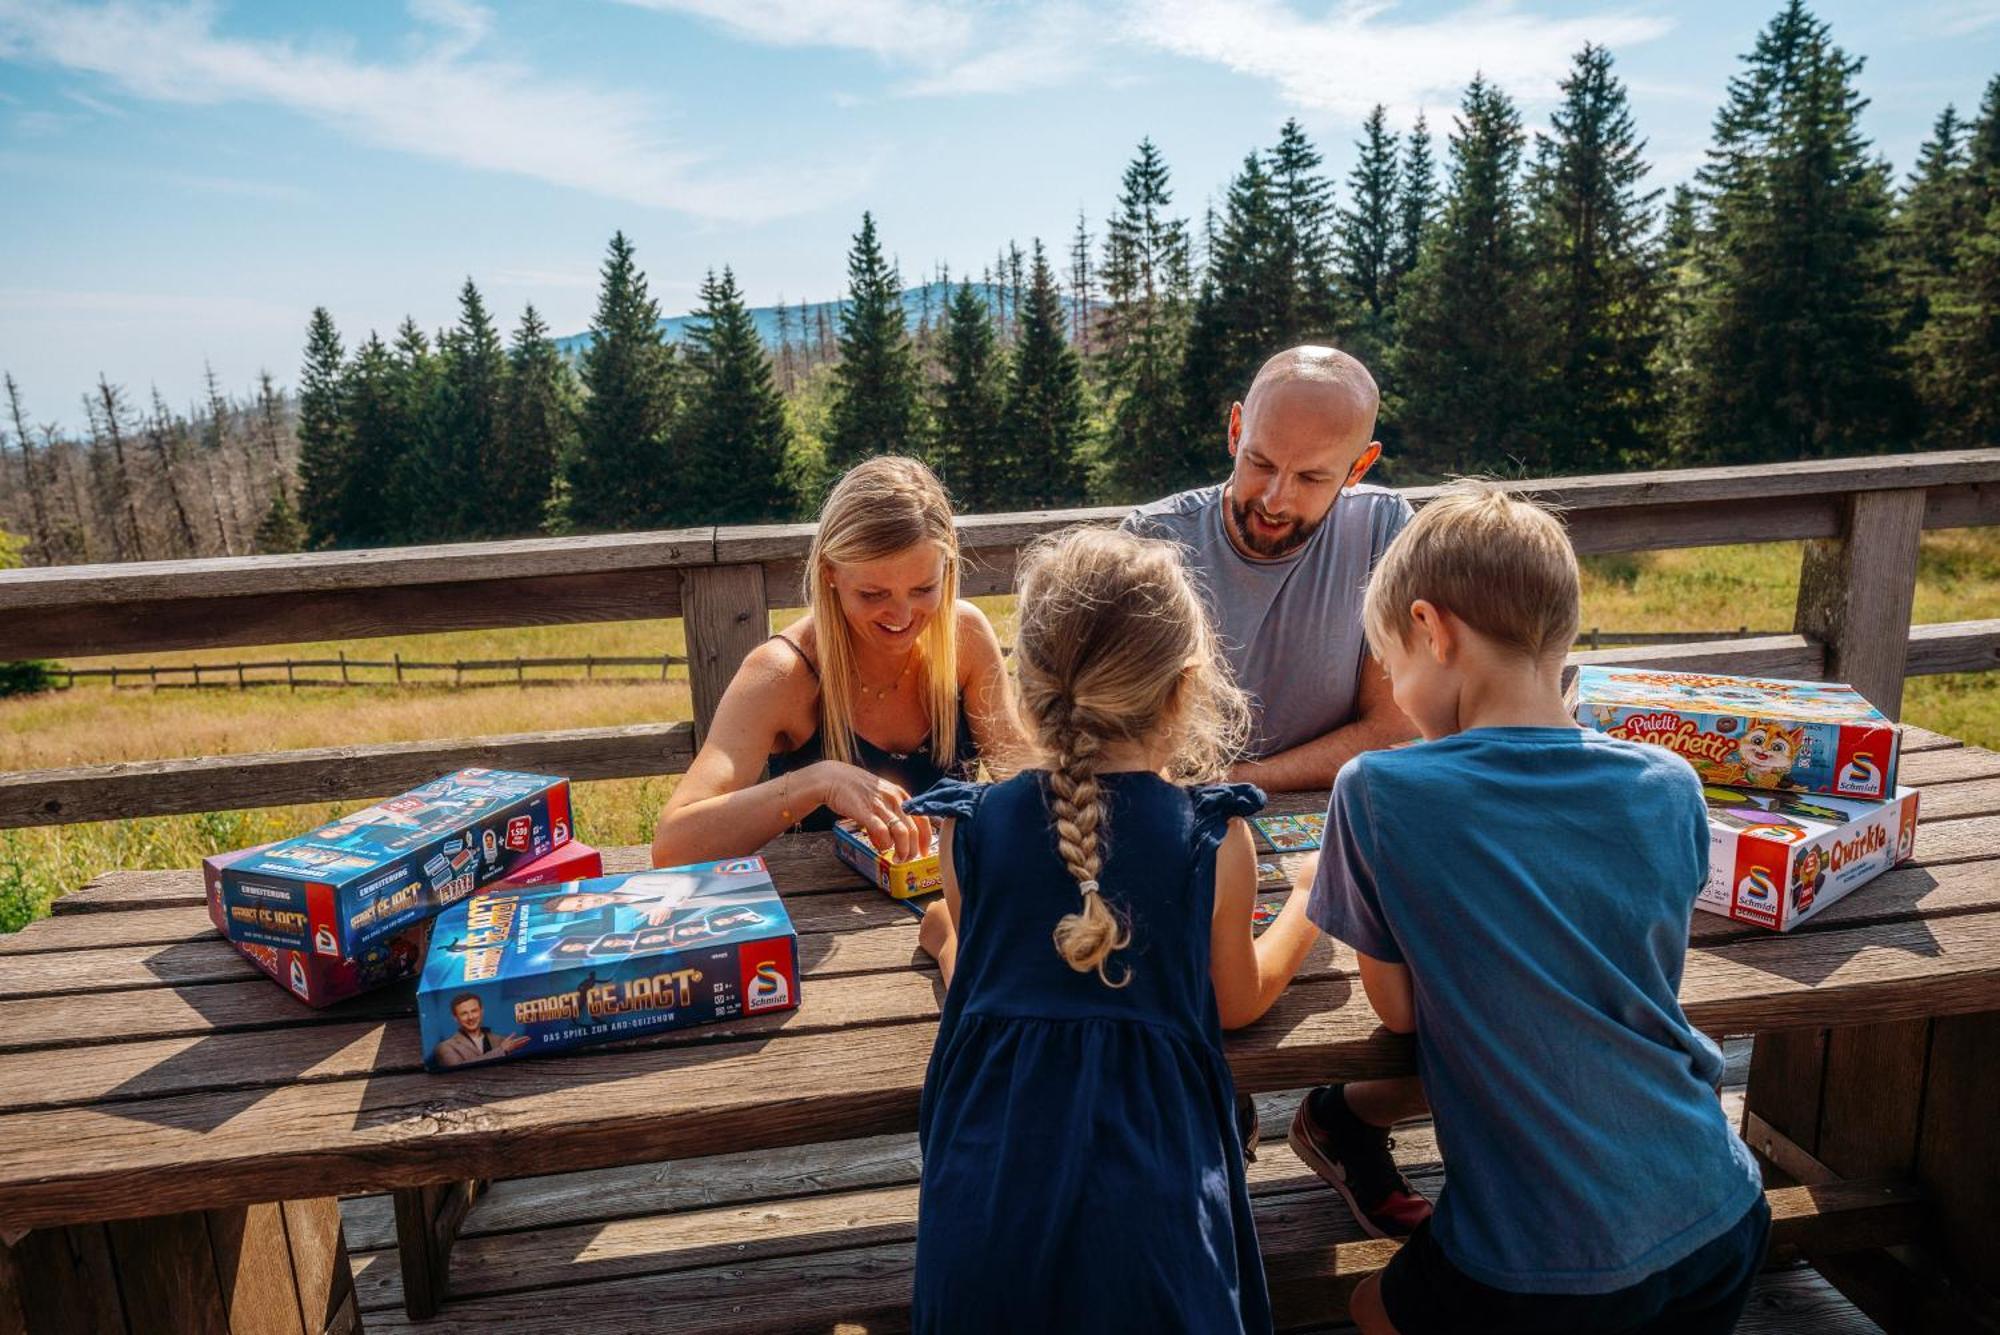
[1307,727,1763,1295]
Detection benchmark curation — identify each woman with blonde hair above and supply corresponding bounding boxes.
[652,456,1019,866]
[901,526,1320,1333]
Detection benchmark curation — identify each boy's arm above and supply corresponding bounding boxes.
[1211,820,1319,1029]
[1356,953,1416,1034]
[1305,761,1417,1033]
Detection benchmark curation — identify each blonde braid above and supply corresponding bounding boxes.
[1047,719,1130,986]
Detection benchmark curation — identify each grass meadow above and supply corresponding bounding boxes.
[3,532,1995,932]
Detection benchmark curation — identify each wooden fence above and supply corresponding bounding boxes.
[3,449,1999,830]
[51,653,689,690]
[45,631,1772,691]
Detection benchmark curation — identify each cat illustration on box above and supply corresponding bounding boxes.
[1715,719,1808,789]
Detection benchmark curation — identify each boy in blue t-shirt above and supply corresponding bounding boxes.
[1291,481,1769,1334]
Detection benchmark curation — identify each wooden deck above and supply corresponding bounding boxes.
[328,1070,1893,1334]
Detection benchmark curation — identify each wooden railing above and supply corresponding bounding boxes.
[4,449,1999,830]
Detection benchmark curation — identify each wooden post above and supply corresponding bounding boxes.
[681,564,768,746]
[235,662,245,689]
[1,1198,355,1334]
[190,664,199,689]
[392,1179,486,1321]
[394,652,403,685]
[286,660,295,692]
[1793,487,1926,719]
[337,651,348,687]
[516,657,525,687]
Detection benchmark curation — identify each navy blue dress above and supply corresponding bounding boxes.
[904,770,1273,1335]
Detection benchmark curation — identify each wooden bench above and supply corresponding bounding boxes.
[4,729,1999,1331]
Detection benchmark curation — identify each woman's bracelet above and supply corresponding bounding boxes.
[779,770,793,826]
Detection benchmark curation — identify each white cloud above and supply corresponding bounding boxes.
[620,0,1098,96]
[0,0,867,222]
[623,0,974,65]
[1125,0,1675,120]
[1923,0,2000,35]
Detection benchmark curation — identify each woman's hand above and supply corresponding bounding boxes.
[815,761,933,861]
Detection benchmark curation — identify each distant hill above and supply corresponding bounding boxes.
[554,281,1019,357]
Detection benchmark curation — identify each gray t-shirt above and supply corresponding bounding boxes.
[1123,482,1412,757]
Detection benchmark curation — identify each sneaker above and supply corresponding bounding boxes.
[1236,1091,1260,1165]
[1288,1085,1433,1239]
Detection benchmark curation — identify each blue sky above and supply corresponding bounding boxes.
[2,0,1995,430]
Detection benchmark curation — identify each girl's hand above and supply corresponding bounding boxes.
[816,762,933,861]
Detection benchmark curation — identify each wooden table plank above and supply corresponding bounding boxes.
[2,903,1997,1232]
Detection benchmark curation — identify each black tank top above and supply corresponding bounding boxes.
[764,634,979,830]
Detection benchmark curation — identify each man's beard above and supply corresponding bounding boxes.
[1227,489,1327,558]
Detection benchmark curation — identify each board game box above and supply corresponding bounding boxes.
[1703,784,1920,931]
[1253,814,1324,853]
[211,769,572,961]
[1575,666,1899,800]
[417,858,799,1071]
[833,819,944,900]
[202,839,603,1008]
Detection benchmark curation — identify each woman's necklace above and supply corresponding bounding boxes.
[858,649,917,703]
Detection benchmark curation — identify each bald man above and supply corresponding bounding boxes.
[1123,347,1415,790]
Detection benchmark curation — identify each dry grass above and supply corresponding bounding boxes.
[2,535,1994,932]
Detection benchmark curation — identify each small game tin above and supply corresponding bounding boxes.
[416,858,800,1071]
[212,769,571,960]
[833,819,944,900]
[1703,785,1920,931]
[1575,666,1899,800]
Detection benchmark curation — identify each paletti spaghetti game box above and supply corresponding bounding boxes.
[1703,784,1920,931]
[203,839,604,1008]
[209,769,571,963]
[1575,666,1899,800]
[416,858,799,1070]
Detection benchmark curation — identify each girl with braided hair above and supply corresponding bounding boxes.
[903,527,1321,1334]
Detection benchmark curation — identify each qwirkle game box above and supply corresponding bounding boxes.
[1703,784,1920,931]
[416,858,799,1071]
[211,769,571,961]
[1575,666,1899,800]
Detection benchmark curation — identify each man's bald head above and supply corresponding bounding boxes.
[1223,345,1385,559]
[1241,346,1380,451]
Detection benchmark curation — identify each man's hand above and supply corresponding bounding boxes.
[1231,655,1414,791]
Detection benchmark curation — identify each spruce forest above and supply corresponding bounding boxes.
[5,4,1999,562]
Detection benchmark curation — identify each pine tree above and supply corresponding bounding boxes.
[1654,184,1703,449]
[3,374,53,564]
[827,213,922,472]
[1674,1,1910,461]
[1339,105,1402,365]
[1068,210,1095,354]
[341,333,407,546]
[384,317,442,541]
[677,268,794,523]
[296,306,348,548]
[427,280,506,536]
[253,488,305,554]
[1525,44,1664,472]
[1394,114,1438,288]
[1000,242,1090,508]
[493,304,577,536]
[143,386,199,555]
[932,282,1008,511]
[1177,152,1291,485]
[1268,118,1340,340]
[560,231,681,532]
[1908,78,2000,448]
[1393,76,1537,474]
[1100,138,1194,498]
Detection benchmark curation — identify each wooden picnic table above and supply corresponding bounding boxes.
[2,725,1998,1332]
